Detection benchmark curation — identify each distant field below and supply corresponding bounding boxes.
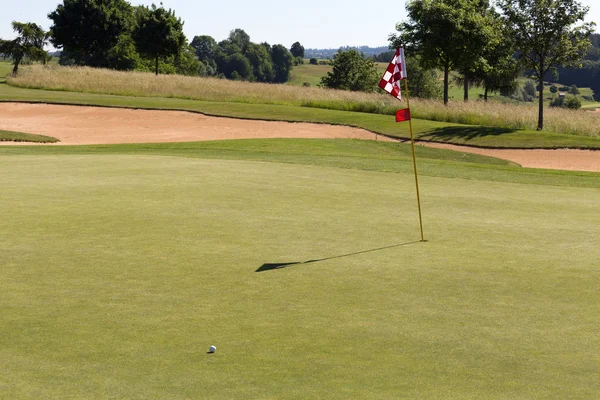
[288,63,332,87]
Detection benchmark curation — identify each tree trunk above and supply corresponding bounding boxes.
[12,56,21,75]
[155,56,159,76]
[463,74,469,102]
[443,64,449,105]
[484,86,489,102]
[537,60,544,131]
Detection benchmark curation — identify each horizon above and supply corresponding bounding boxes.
[1,0,598,51]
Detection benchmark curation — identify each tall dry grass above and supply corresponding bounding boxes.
[8,65,600,137]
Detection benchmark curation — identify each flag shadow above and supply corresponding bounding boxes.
[256,240,423,272]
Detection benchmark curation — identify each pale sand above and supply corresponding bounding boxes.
[0,102,392,144]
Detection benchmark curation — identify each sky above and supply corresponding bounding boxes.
[1,0,599,50]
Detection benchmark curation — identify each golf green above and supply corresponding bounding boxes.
[1,154,598,399]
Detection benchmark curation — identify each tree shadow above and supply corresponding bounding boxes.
[256,240,423,272]
[418,126,517,142]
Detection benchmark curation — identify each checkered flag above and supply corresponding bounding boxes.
[378,47,407,101]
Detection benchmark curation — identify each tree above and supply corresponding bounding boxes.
[175,45,203,76]
[133,4,186,75]
[228,29,250,52]
[190,35,217,75]
[290,41,305,58]
[191,35,216,62]
[404,55,443,99]
[309,57,318,65]
[391,0,496,104]
[569,84,580,95]
[270,44,293,83]
[320,49,379,92]
[245,42,274,82]
[454,1,499,102]
[498,0,594,130]
[48,0,133,67]
[549,84,558,94]
[0,21,49,74]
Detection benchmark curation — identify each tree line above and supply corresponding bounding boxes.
[0,0,300,83]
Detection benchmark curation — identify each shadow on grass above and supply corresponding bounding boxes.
[418,126,517,142]
[256,240,423,272]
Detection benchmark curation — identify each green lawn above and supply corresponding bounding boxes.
[0,60,12,83]
[1,143,598,399]
[288,63,332,87]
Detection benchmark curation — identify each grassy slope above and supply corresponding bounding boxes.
[288,63,332,87]
[1,154,598,399]
[0,130,59,143]
[2,83,600,149]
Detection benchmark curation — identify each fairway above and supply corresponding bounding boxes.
[1,153,599,399]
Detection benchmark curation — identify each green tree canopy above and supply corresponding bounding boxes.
[320,49,379,92]
[48,0,134,67]
[391,0,497,104]
[498,0,594,130]
[191,35,216,61]
[270,44,294,83]
[133,4,186,75]
[404,56,443,99]
[290,41,305,58]
[0,21,49,74]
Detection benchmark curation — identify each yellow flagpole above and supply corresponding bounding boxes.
[403,77,425,242]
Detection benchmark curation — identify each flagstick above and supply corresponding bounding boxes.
[403,78,425,242]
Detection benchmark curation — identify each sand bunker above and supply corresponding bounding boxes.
[1,102,599,172]
[0,102,391,144]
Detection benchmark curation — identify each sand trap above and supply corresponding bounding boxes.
[420,142,600,173]
[1,102,599,172]
[0,102,392,144]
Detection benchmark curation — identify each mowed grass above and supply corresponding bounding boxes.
[1,150,599,399]
[287,63,332,87]
[8,65,600,137]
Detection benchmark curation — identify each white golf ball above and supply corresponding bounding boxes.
[209,345,216,353]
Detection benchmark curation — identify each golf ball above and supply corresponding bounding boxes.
[209,345,216,353]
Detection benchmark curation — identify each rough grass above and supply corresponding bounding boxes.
[1,151,599,399]
[8,65,600,137]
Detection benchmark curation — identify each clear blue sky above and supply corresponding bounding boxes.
[1,0,599,50]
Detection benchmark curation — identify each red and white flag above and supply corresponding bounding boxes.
[378,47,407,101]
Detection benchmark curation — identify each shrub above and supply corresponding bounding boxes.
[564,95,582,109]
[569,84,580,95]
[551,95,581,109]
[302,82,310,87]
[549,85,558,94]
[309,58,318,65]
[523,80,537,98]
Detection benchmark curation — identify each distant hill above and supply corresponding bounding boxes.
[305,46,389,59]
